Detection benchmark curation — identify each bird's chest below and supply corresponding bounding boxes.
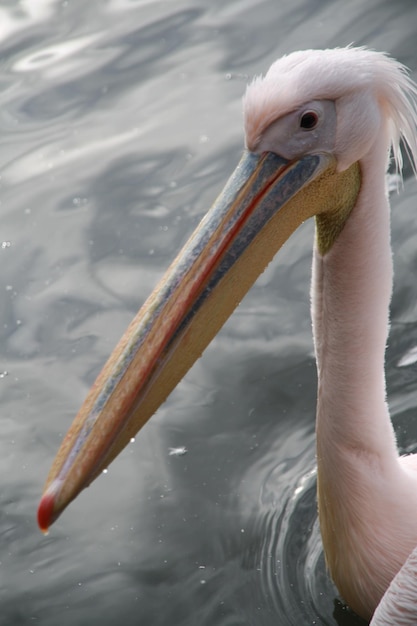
[317,458,417,620]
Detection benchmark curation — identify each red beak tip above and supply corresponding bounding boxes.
[37,486,58,534]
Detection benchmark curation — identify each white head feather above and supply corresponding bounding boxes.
[243,47,417,177]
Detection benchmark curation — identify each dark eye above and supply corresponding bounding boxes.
[300,110,319,130]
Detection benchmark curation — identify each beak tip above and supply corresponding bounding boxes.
[37,480,61,534]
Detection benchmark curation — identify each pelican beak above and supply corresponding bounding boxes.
[38,150,360,531]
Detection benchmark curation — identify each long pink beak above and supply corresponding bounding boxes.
[38,149,358,532]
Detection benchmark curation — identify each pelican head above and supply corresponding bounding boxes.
[38,47,417,622]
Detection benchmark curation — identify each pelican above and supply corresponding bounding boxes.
[38,47,417,622]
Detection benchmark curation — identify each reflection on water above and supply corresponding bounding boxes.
[1,1,417,624]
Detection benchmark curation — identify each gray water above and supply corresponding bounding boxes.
[2,1,417,624]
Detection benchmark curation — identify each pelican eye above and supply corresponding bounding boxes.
[300,110,319,130]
